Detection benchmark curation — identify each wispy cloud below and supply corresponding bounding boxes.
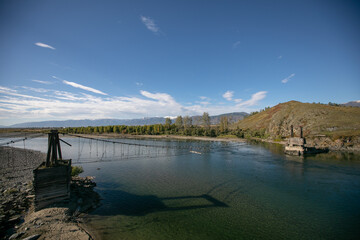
[32,80,52,85]
[199,101,210,105]
[233,41,241,48]
[34,42,55,50]
[140,16,160,33]
[277,55,283,59]
[199,96,210,101]
[52,76,108,95]
[281,73,295,84]
[0,86,46,100]
[22,86,50,93]
[0,85,268,125]
[222,91,242,103]
[136,82,143,86]
[236,91,267,107]
[222,91,234,101]
[140,90,176,104]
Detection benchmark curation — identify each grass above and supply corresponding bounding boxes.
[237,101,360,139]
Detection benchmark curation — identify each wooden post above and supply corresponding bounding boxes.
[45,130,62,167]
[34,129,72,210]
[300,126,303,138]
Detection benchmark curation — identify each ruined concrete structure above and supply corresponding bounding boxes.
[285,125,327,156]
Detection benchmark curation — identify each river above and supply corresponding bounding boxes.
[4,136,360,239]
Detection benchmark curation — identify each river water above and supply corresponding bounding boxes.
[4,137,360,239]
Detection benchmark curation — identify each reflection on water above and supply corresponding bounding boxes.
[4,137,360,239]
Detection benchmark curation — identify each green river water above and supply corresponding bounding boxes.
[10,137,360,239]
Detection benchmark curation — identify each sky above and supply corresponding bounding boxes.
[0,0,359,126]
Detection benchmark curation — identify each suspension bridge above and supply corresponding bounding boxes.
[0,131,244,211]
[0,131,243,170]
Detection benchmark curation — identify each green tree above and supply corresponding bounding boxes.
[219,116,229,133]
[202,112,210,129]
[175,116,183,130]
[183,116,192,130]
[113,125,120,133]
[165,117,172,130]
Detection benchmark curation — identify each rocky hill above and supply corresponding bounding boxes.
[237,101,360,149]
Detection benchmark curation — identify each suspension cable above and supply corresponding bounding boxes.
[0,133,46,146]
[64,133,241,151]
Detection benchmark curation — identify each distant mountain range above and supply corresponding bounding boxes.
[6,112,248,128]
[342,101,360,107]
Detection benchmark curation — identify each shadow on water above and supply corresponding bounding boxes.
[94,189,229,217]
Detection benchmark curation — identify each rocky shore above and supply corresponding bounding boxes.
[0,146,100,240]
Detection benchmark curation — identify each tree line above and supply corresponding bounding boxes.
[62,112,268,139]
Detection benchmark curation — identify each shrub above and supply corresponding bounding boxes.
[71,166,84,177]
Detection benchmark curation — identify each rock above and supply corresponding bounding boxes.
[8,215,21,223]
[9,231,25,240]
[21,234,41,240]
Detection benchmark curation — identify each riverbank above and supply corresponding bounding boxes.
[0,146,100,240]
[72,132,360,152]
[248,136,360,152]
[71,132,247,143]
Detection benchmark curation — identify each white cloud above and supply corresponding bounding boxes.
[136,82,143,86]
[201,101,210,105]
[236,91,267,107]
[222,91,234,101]
[32,80,52,85]
[52,76,108,95]
[140,16,160,33]
[278,55,283,59]
[233,41,241,48]
[34,42,55,50]
[0,86,268,125]
[0,86,17,93]
[140,90,177,104]
[0,86,46,100]
[281,73,295,84]
[22,86,50,93]
[199,96,210,101]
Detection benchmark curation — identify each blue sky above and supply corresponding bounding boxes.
[0,0,359,125]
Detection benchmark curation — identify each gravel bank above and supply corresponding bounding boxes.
[0,146,100,240]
